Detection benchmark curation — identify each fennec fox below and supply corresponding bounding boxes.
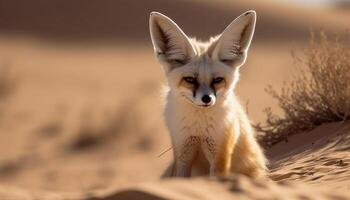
[149,11,266,178]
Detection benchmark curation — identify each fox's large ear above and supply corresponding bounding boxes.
[149,12,195,72]
[211,10,256,68]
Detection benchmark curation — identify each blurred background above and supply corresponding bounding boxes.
[0,0,349,194]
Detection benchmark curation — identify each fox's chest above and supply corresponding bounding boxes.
[168,108,233,140]
[172,113,232,158]
[174,111,222,136]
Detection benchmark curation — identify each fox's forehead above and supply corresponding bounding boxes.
[168,38,234,81]
[193,56,215,82]
[177,55,232,81]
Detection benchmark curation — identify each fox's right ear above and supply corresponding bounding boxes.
[149,12,195,72]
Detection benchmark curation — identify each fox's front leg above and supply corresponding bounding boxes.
[206,134,236,176]
[173,136,200,177]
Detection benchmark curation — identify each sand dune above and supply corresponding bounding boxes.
[84,122,350,200]
[268,122,350,190]
[0,122,349,199]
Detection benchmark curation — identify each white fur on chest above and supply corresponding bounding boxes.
[164,92,239,162]
[168,107,225,140]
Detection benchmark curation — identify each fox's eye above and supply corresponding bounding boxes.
[212,77,224,84]
[183,77,197,84]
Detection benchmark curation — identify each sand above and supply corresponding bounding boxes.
[0,0,349,199]
[1,120,350,200]
[75,122,350,200]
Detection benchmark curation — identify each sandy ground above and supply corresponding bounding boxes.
[0,0,349,199]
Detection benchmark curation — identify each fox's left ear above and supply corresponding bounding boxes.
[211,10,256,68]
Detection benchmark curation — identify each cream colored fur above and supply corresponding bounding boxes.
[149,11,267,178]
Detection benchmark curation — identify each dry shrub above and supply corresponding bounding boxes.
[256,32,350,148]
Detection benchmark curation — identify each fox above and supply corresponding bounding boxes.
[149,10,267,178]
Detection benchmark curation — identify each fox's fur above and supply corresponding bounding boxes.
[149,11,267,178]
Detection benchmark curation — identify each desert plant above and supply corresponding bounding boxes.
[255,32,350,148]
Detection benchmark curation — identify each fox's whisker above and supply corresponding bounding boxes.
[157,146,173,158]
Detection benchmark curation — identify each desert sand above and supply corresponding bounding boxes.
[0,122,349,199]
[0,0,349,199]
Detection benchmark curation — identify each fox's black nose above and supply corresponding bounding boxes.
[201,95,211,104]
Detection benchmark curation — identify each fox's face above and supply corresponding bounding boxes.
[165,57,238,107]
[149,11,256,107]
